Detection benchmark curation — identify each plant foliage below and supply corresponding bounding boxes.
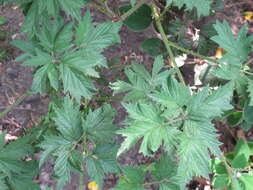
[0,0,253,189]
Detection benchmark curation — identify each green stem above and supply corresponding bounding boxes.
[152,5,186,86]
[162,116,187,126]
[104,1,115,17]
[142,176,170,186]
[0,91,30,119]
[243,70,253,76]
[120,0,147,21]
[201,65,213,84]
[79,171,84,190]
[92,96,123,102]
[221,155,234,180]
[89,1,114,17]
[167,40,219,66]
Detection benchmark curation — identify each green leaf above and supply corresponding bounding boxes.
[227,111,243,127]
[11,39,36,54]
[177,84,233,183]
[85,143,119,187]
[60,63,95,101]
[231,138,251,169]
[178,120,221,183]
[75,11,122,50]
[130,0,136,6]
[243,103,253,124]
[152,154,180,190]
[173,0,213,17]
[140,38,165,56]
[0,177,8,190]
[117,103,181,156]
[212,21,252,63]
[38,97,84,188]
[239,174,253,190]
[211,22,253,82]
[112,167,146,190]
[211,158,227,175]
[119,4,152,31]
[0,135,38,190]
[0,16,6,25]
[54,150,72,190]
[187,82,234,121]
[241,121,252,131]
[213,174,229,189]
[149,78,190,110]
[0,136,33,160]
[166,0,173,6]
[10,161,40,190]
[39,135,73,189]
[83,104,117,142]
[229,178,243,190]
[58,0,85,19]
[53,97,82,141]
[112,56,174,101]
[39,135,72,168]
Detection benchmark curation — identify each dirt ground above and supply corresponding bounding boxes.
[0,0,253,189]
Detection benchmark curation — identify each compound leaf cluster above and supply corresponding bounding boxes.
[39,97,119,189]
[12,11,121,101]
[0,133,39,190]
[114,58,234,185]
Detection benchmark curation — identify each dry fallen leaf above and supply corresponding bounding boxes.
[215,47,225,59]
[244,11,253,21]
[88,181,99,190]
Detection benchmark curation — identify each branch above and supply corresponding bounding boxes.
[120,0,147,21]
[166,41,219,66]
[142,176,170,186]
[0,91,30,119]
[152,5,186,86]
[92,96,123,102]
[221,154,234,180]
[89,1,115,18]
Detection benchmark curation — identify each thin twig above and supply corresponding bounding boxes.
[120,0,147,21]
[0,91,30,120]
[166,41,219,66]
[243,70,253,76]
[89,1,115,17]
[221,154,234,180]
[162,116,187,126]
[92,96,123,102]
[79,165,84,190]
[226,2,249,8]
[152,5,186,86]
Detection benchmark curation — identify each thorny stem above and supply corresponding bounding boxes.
[120,0,147,21]
[0,91,30,119]
[92,96,123,102]
[79,170,84,190]
[152,5,186,86]
[243,70,253,76]
[166,41,219,66]
[79,136,88,190]
[201,65,213,84]
[162,116,187,126]
[89,1,115,17]
[142,177,170,186]
[90,0,147,22]
[221,154,234,180]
